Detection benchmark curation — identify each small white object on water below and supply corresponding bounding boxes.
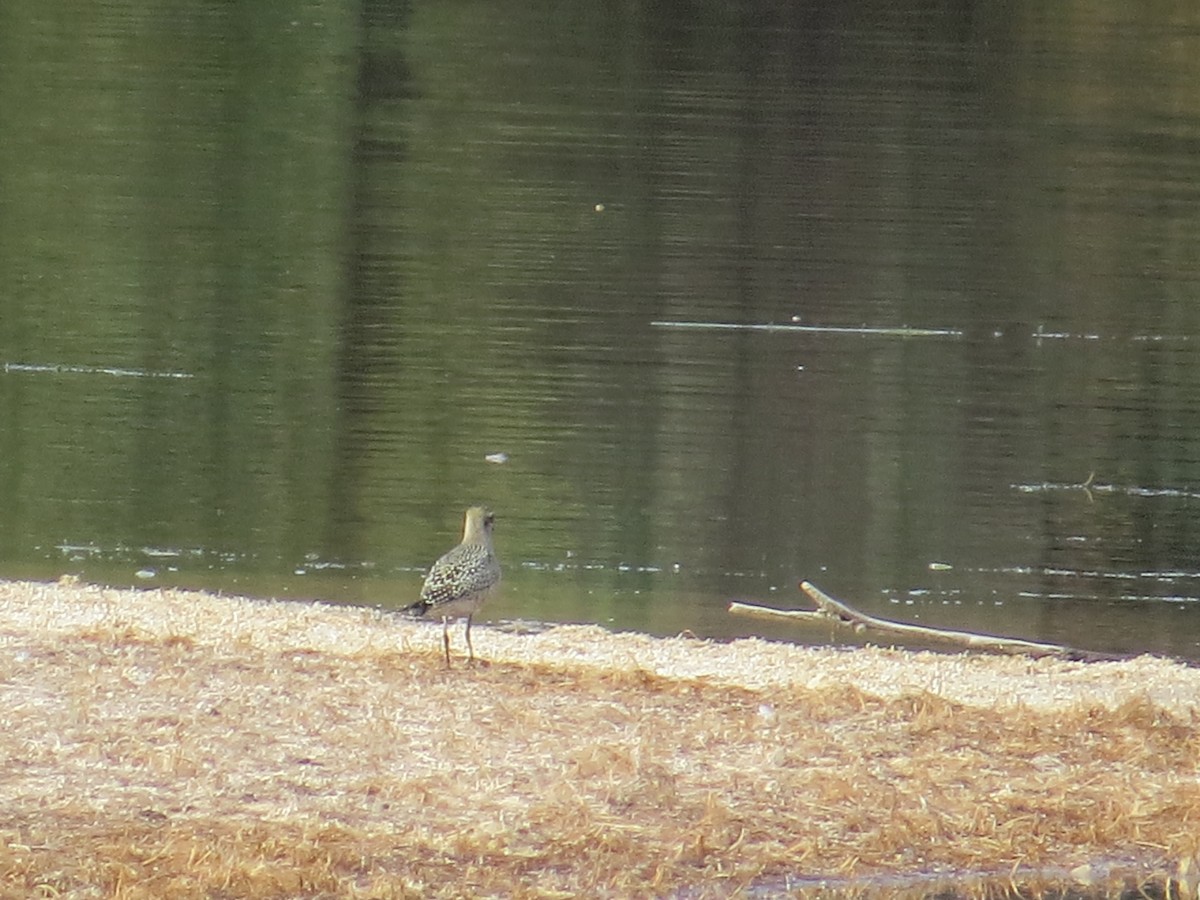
[134,568,156,580]
[485,452,509,464]
[929,561,952,571]
[594,203,605,212]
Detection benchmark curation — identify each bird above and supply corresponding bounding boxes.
[406,506,501,667]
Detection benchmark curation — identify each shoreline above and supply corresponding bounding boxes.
[1,577,1197,897]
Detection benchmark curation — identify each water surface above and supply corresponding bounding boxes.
[3,0,1200,659]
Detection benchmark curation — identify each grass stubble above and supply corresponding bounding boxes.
[0,579,1198,899]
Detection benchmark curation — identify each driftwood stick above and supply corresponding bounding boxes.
[799,581,1071,656]
[726,602,826,624]
[730,581,1097,659]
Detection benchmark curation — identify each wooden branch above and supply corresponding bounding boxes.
[726,602,828,623]
[730,581,1129,661]
[800,581,1071,656]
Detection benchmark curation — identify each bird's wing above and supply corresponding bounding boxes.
[420,545,496,602]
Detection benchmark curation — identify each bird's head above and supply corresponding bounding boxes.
[463,506,495,543]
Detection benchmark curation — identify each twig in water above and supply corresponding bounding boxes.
[729,581,1131,661]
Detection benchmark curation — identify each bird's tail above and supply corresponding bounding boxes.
[402,598,431,618]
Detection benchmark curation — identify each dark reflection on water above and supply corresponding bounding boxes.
[3,0,1200,659]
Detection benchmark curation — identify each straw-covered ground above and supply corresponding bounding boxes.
[1,578,1199,899]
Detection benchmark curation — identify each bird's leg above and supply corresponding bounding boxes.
[441,616,452,668]
[465,614,475,664]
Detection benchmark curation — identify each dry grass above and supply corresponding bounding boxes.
[1,578,1199,898]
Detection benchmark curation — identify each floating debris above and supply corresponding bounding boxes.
[141,547,183,558]
[4,361,194,379]
[1013,480,1200,500]
[650,320,963,338]
[485,452,509,464]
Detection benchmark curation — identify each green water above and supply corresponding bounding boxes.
[4,0,1200,658]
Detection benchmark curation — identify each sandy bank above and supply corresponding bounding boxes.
[0,578,1197,898]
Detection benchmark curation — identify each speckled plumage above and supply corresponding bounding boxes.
[408,506,500,666]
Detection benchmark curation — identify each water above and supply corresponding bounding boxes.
[3,0,1200,659]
